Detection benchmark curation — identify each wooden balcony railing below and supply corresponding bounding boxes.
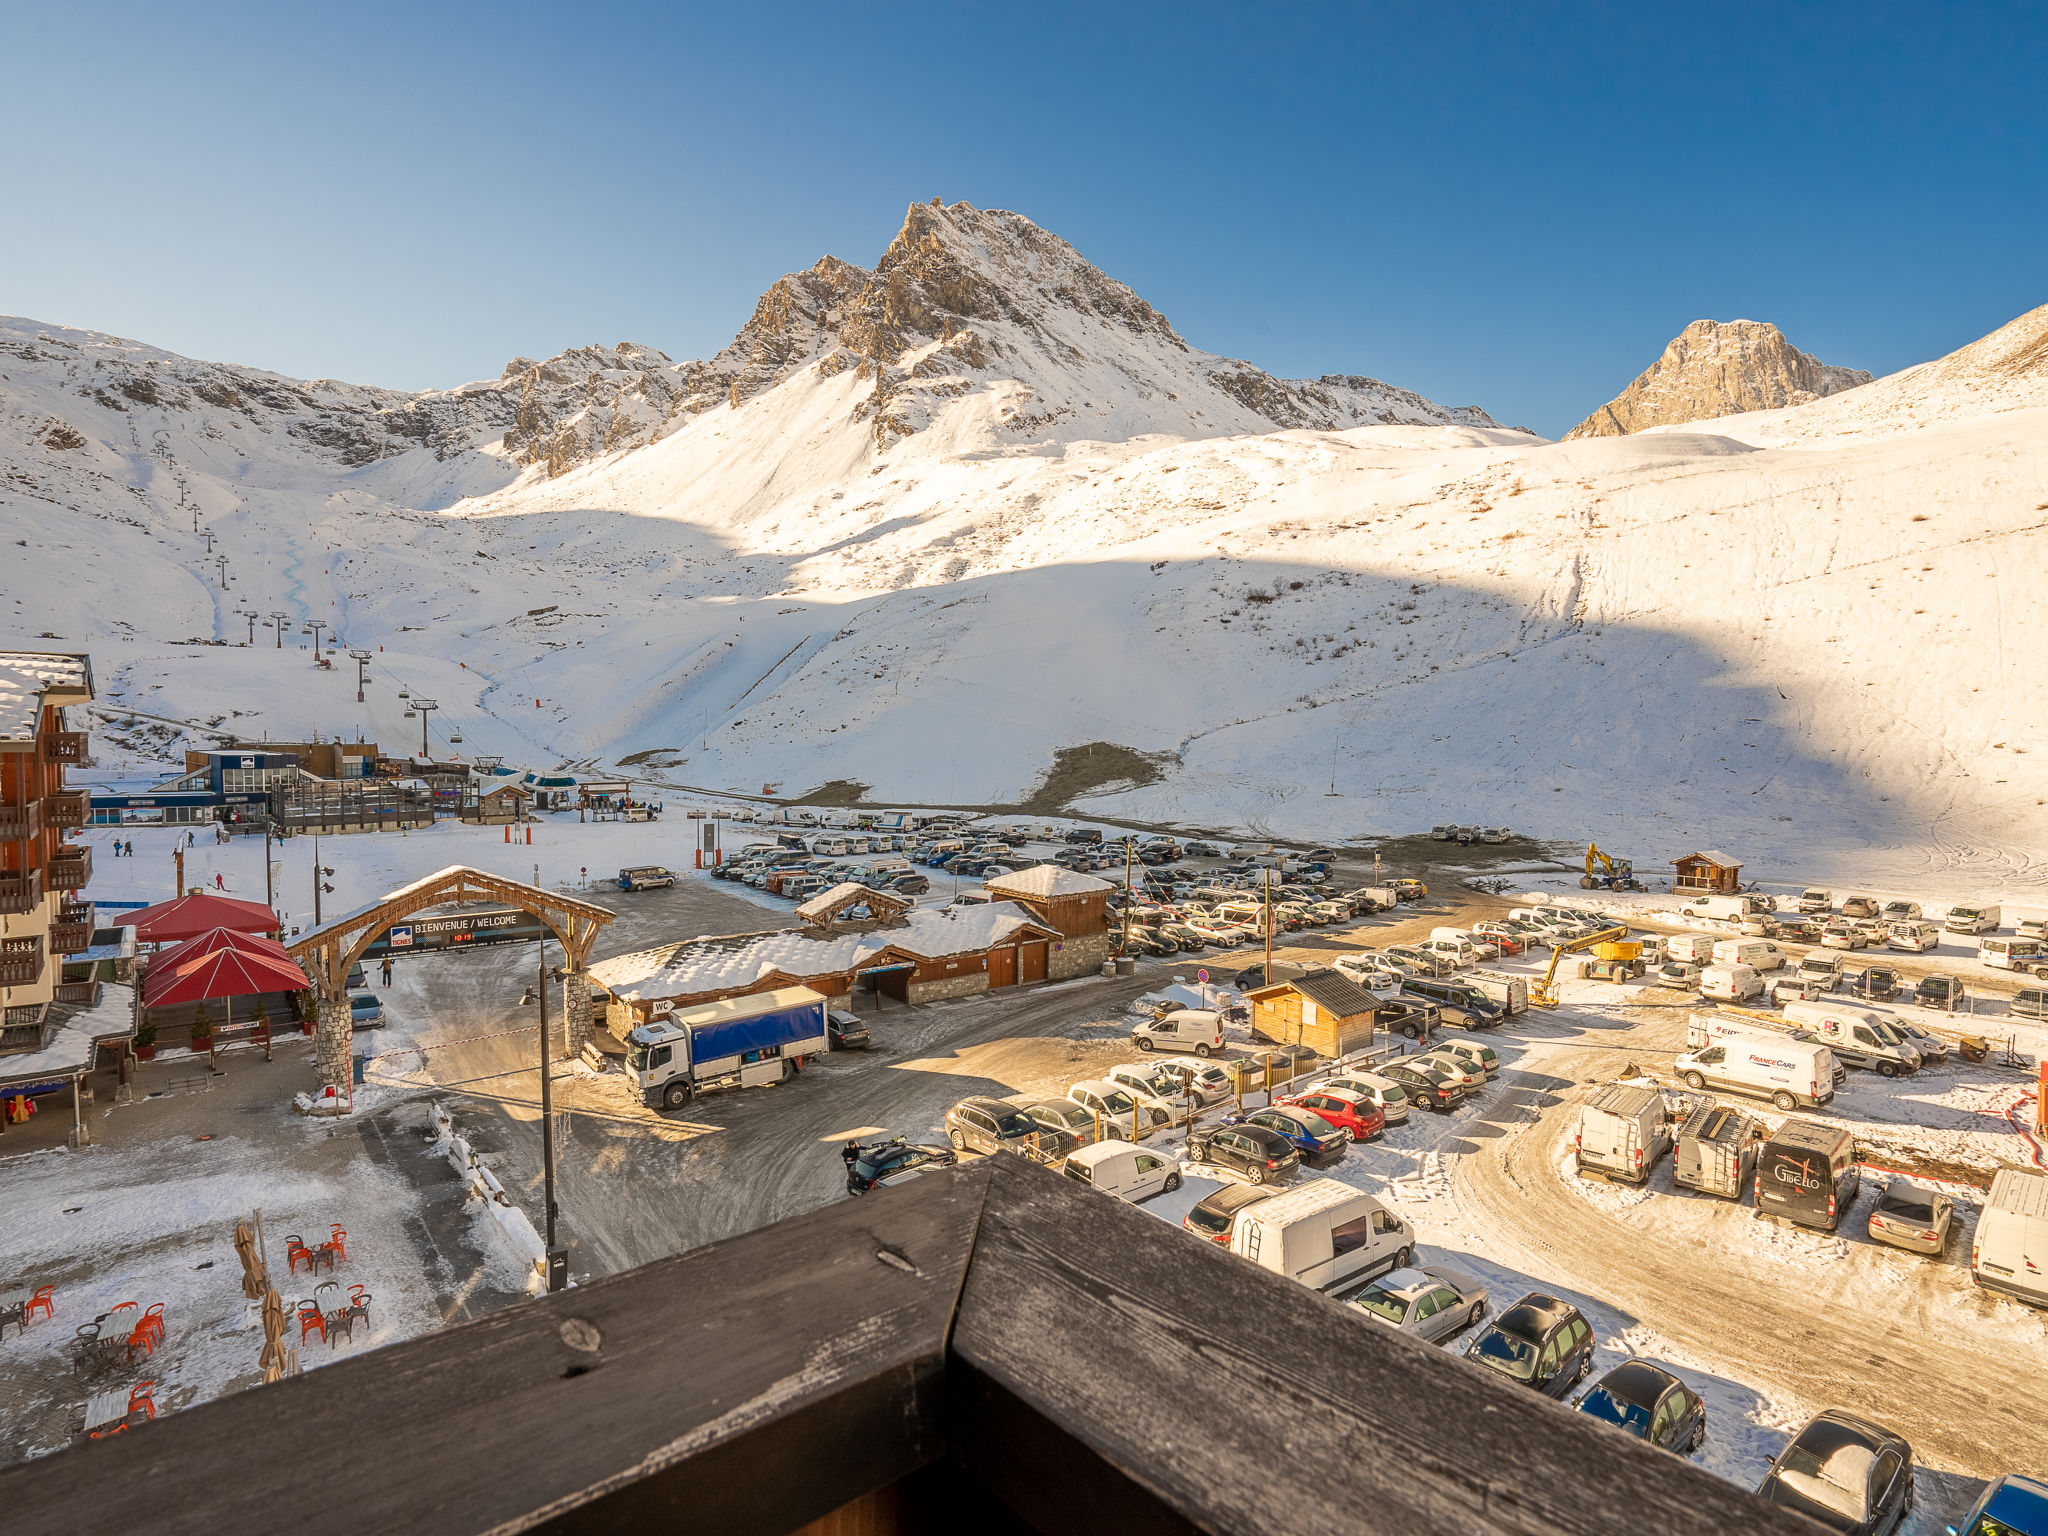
[0,936,44,989]
[46,844,91,892]
[0,1156,1817,1536]
[52,979,101,1006]
[41,730,88,763]
[43,789,88,830]
[0,797,43,842]
[47,917,94,956]
[0,868,41,915]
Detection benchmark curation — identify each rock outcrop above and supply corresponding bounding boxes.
[1564,319,1870,439]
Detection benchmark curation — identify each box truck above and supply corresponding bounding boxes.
[627,987,829,1109]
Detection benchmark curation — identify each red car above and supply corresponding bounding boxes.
[1279,1088,1386,1142]
[1474,926,1525,956]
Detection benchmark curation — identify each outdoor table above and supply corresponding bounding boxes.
[83,1390,135,1435]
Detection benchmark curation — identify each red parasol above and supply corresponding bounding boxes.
[151,926,292,974]
[143,945,309,1009]
[129,892,280,944]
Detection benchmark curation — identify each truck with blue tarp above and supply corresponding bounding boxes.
[625,986,830,1109]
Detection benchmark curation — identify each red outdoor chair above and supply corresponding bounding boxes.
[327,1226,348,1263]
[285,1236,313,1275]
[88,1422,127,1439]
[126,1320,156,1362]
[102,1301,138,1332]
[128,1382,155,1421]
[138,1303,165,1344]
[297,1302,326,1346]
[24,1285,55,1322]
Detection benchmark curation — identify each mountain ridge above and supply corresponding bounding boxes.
[1564,318,1870,440]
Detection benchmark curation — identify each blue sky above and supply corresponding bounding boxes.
[3,2,2042,436]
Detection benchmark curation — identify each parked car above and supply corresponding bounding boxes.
[1433,1038,1500,1077]
[1339,1264,1488,1344]
[1385,944,1455,978]
[846,1138,956,1195]
[1822,922,1872,950]
[1950,1475,2048,1536]
[1775,916,1824,944]
[1890,1018,1949,1064]
[945,1096,1058,1157]
[826,1009,871,1050]
[1575,1084,1671,1185]
[1277,1087,1386,1142]
[1798,888,1835,914]
[1867,1177,1953,1256]
[1756,1411,1915,1535]
[1843,965,1904,1003]
[1323,1070,1411,1126]
[1880,900,1923,923]
[1672,1101,1763,1199]
[1755,1119,1860,1233]
[348,993,385,1031]
[1655,960,1704,990]
[1017,1099,1100,1147]
[1061,1142,1181,1203]
[1400,977,1504,1029]
[1574,1359,1707,1455]
[1227,1105,1348,1169]
[1916,973,1968,1011]
[1464,1292,1595,1398]
[1182,1182,1275,1244]
[1840,896,1881,919]
[1067,1080,1168,1140]
[1414,1049,1486,1094]
[1379,1059,1465,1112]
[1769,973,1827,1005]
[1105,1063,1202,1126]
[1185,1121,1300,1184]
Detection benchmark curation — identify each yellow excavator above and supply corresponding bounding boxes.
[1582,842,1645,892]
[1531,925,1633,1008]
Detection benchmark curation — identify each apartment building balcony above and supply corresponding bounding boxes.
[52,979,102,1006]
[44,788,88,830]
[46,844,91,892]
[41,730,88,763]
[48,907,95,955]
[0,867,43,914]
[0,935,45,989]
[0,797,44,842]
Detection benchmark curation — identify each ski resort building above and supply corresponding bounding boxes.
[0,652,98,1033]
[1672,850,1744,894]
[981,865,1115,980]
[588,898,1062,1031]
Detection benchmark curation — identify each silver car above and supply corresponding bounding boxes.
[1867,1179,1953,1255]
[1340,1264,1489,1344]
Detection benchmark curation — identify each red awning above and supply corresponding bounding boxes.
[144,945,309,1009]
[129,892,280,944]
[150,925,292,974]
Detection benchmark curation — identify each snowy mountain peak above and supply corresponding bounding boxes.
[1564,318,1870,439]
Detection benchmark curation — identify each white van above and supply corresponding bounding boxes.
[1061,1143,1180,1203]
[1418,936,1480,966]
[1665,933,1720,965]
[1685,893,1769,921]
[1456,970,1528,1016]
[1974,1169,2048,1309]
[1780,1002,1920,1076]
[1945,903,2002,935]
[1675,1036,1836,1111]
[1711,939,1787,973]
[1129,1009,1225,1057]
[1228,1178,1413,1293]
[1887,920,1942,953]
[1575,1084,1671,1185]
[1979,937,2048,975]
[1698,964,1765,1003]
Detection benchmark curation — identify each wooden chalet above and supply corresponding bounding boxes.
[1243,967,1397,1057]
[0,1156,1825,1536]
[982,865,1114,979]
[465,781,534,825]
[1672,850,1743,894]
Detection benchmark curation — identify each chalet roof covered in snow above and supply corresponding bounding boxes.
[0,650,93,742]
[589,902,1053,1002]
[985,865,1113,900]
[1675,850,1742,869]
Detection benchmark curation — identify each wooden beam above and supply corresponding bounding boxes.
[950,1157,1816,1536]
[0,1166,988,1536]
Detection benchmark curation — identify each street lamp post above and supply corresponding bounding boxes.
[521,946,566,1292]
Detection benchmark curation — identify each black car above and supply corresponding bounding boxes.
[1400,977,1504,1029]
[1464,1292,1595,1398]
[1380,1060,1464,1112]
[1756,1410,1915,1534]
[1064,828,1103,845]
[1182,1183,1276,1243]
[889,874,930,896]
[1575,1359,1706,1454]
[845,1138,956,1195]
[1844,965,1902,1003]
[1227,1106,1348,1169]
[1185,1122,1300,1184]
[1916,973,1966,1012]
[826,1010,870,1050]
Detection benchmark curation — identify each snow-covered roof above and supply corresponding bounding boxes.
[0,983,135,1089]
[589,902,1053,1002]
[0,651,92,743]
[793,882,909,923]
[1675,850,1742,868]
[986,865,1114,900]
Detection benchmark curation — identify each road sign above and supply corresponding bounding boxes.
[1197,969,1209,984]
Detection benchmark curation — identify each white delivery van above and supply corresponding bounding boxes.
[1685,893,1769,921]
[1418,936,1480,966]
[1780,1002,1920,1076]
[1675,1036,1836,1111]
[1974,1168,2048,1309]
[1979,937,2048,975]
[1665,933,1721,965]
[1575,1084,1671,1185]
[1711,939,1788,972]
[1698,964,1765,1003]
[1228,1178,1413,1293]
[1887,920,1942,953]
[1945,903,2002,935]
[1129,1009,1225,1057]
[1061,1143,1180,1203]
[1456,970,1528,1016]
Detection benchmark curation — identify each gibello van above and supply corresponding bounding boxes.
[1755,1119,1860,1233]
[1229,1178,1412,1293]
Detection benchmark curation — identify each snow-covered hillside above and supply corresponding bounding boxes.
[3,202,2045,895]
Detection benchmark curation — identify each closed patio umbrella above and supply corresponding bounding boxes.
[259,1286,288,1381]
[234,1219,267,1301]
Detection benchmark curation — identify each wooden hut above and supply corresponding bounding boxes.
[1241,969,1385,1058]
[1672,850,1743,894]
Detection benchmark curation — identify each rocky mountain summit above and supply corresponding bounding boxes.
[1564,319,1870,439]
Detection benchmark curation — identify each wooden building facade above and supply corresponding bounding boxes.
[1672,850,1743,894]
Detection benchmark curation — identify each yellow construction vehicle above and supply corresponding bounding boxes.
[1531,925,1632,1007]
[1578,939,1646,984]
[1582,843,1645,892]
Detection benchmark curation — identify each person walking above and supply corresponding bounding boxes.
[380,956,393,987]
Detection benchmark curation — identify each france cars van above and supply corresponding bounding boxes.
[1574,1084,1671,1185]
[1945,903,2002,935]
[1754,1120,1860,1232]
[1675,1035,1836,1112]
[1886,919,1942,953]
[1710,939,1788,972]
[1060,1142,1181,1204]
[1697,964,1765,1003]
[1973,1169,2048,1309]
[1979,936,2048,976]
[1228,1178,1413,1293]
[1779,1002,1920,1076]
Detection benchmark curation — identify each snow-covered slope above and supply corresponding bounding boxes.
[3,207,2045,894]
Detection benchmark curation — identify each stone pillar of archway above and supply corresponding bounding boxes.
[560,969,592,1060]
[316,993,353,1095]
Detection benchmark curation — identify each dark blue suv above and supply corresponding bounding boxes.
[1224,1105,1347,1169]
